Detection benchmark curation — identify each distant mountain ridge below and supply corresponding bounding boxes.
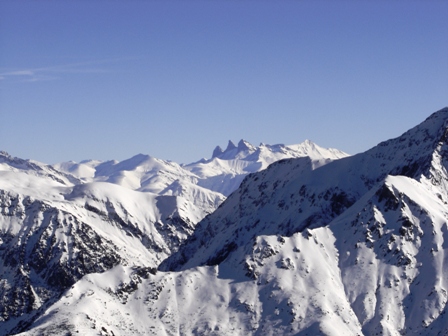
[183,139,348,196]
[54,139,348,197]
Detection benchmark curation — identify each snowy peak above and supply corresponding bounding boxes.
[237,139,255,152]
[157,107,448,335]
[351,106,448,186]
[208,138,348,164]
[212,139,256,160]
[210,139,261,160]
[225,140,237,152]
[211,145,223,158]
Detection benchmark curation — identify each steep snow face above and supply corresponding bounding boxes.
[328,175,448,335]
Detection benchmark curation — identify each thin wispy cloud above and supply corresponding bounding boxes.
[0,57,136,83]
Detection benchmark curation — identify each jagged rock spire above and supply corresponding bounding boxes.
[212,146,223,158]
[225,140,237,152]
[237,139,254,152]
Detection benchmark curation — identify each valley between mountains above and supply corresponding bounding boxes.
[1,108,448,335]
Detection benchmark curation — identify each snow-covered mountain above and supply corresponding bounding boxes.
[13,107,448,336]
[0,139,345,335]
[4,108,448,335]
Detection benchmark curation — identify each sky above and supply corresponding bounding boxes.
[0,1,447,164]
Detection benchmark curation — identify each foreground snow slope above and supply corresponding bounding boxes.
[19,229,363,336]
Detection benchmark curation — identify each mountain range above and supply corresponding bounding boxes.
[1,107,448,335]
[0,139,346,335]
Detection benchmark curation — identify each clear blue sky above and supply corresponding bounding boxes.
[1,1,447,164]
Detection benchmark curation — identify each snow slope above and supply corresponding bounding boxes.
[18,231,364,336]
[0,154,214,334]
[0,173,191,335]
